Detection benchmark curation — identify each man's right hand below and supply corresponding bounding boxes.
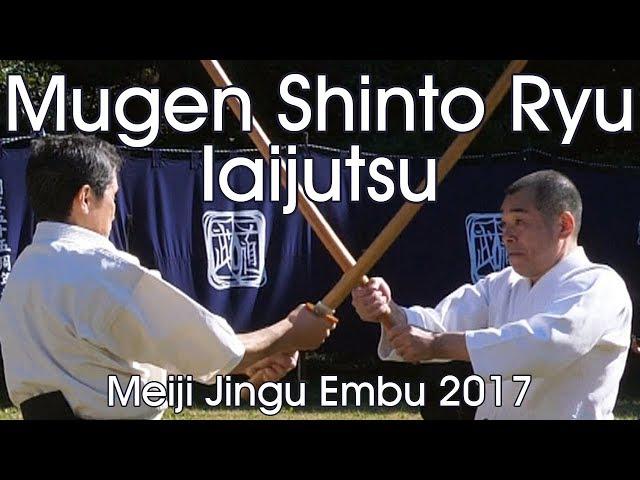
[284,304,336,351]
[351,277,393,323]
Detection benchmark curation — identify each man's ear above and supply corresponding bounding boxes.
[73,185,93,215]
[558,211,576,239]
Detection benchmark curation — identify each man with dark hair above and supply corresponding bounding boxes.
[26,134,123,229]
[0,133,335,419]
[504,170,583,235]
[352,170,632,419]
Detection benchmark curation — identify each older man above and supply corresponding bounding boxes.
[0,134,335,419]
[352,170,632,419]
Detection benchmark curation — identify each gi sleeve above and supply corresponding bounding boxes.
[96,266,246,384]
[379,277,492,362]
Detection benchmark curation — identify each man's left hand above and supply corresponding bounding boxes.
[245,351,299,386]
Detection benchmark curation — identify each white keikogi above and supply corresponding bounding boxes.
[0,221,245,419]
[379,247,632,419]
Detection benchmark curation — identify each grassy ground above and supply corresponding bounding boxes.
[1,396,639,420]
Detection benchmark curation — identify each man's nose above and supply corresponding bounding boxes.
[502,230,516,244]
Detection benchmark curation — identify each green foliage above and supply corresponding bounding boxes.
[0,61,62,135]
[0,60,62,92]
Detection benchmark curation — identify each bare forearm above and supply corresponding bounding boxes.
[388,301,408,327]
[232,319,293,374]
[434,332,470,361]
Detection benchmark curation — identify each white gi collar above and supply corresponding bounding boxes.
[32,221,117,251]
[527,246,589,291]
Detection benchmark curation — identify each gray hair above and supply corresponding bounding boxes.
[505,170,582,237]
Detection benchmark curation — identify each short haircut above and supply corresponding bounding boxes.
[26,134,123,222]
[505,170,583,236]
